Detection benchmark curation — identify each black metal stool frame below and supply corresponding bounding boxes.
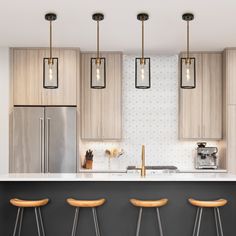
[71,207,101,236]
[192,207,224,236]
[12,207,46,236]
[135,207,164,236]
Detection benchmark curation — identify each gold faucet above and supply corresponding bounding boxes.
[140,145,146,177]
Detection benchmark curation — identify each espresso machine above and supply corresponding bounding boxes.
[195,142,218,169]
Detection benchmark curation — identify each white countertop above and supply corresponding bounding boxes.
[0,172,235,181]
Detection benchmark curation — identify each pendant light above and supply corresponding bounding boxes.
[91,13,106,89]
[43,13,58,89]
[135,13,151,89]
[181,13,196,89]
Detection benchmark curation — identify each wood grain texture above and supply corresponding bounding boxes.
[202,53,222,139]
[130,198,168,208]
[42,49,77,105]
[179,53,202,139]
[225,49,236,105]
[13,49,42,105]
[226,105,236,173]
[179,52,223,140]
[80,52,122,140]
[10,198,49,208]
[67,198,106,207]
[188,198,227,208]
[12,48,78,106]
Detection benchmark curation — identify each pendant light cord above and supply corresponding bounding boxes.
[49,20,52,63]
[97,20,100,60]
[187,20,189,61]
[142,20,144,60]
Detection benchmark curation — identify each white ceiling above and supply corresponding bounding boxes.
[0,0,236,54]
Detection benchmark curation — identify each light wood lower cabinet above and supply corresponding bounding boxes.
[12,48,79,106]
[179,52,223,140]
[81,52,122,140]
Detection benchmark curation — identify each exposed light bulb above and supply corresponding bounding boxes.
[48,64,53,81]
[186,64,190,81]
[96,64,101,81]
[141,64,145,81]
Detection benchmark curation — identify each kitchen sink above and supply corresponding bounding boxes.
[127,166,179,174]
[127,166,178,170]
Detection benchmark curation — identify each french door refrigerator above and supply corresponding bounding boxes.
[11,107,77,173]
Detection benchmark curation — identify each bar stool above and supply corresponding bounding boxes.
[130,198,168,236]
[189,198,228,236]
[67,198,106,236]
[10,198,49,236]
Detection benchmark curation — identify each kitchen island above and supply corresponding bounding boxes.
[0,173,236,236]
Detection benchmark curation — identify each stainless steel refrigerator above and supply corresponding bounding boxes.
[11,107,77,173]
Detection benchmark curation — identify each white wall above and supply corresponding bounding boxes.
[81,55,220,171]
[0,48,9,173]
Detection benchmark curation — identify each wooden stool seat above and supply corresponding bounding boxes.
[130,198,168,208]
[10,198,49,208]
[189,198,228,208]
[67,198,106,208]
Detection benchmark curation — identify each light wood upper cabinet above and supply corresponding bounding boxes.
[81,52,122,140]
[179,53,202,139]
[179,52,223,140]
[202,53,222,139]
[12,48,79,106]
[13,49,42,105]
[224,49,236,105]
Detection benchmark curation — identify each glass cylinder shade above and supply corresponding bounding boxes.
[180,57,196,89]
[43,58,58,89]
[135,58,151,89]
[91,57,106,89]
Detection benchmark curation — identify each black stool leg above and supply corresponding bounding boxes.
[156,208,164,236]
[135,207,142,236]
[214,208,220,236]
[92,207,101,236]
[37,207,46,236]
[71,207,80,236]
[17,208,24,236]
[192,207,203,236]
[13,208,22,236]
[216,208,224,236]
[35,207,42,236]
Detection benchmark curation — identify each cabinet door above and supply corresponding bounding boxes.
[101,53,122,139]
[225,50,236,105]
[42,48,77,105]
[13,49,42,105]
[81,53,102,139]
[179,53,202,139]
[202,53,222,139]
[80,52,122,140]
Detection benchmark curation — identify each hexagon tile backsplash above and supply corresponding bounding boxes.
[81,55,221,171]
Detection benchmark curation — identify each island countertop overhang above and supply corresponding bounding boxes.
[0,172,236,181]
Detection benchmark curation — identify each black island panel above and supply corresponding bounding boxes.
[0,181,235,236]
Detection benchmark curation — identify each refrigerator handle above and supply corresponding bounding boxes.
[46,117,51,173]
[39,118,44,173]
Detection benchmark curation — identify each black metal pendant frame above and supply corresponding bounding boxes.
[90,57,106,89]
[43,57,59,89]
[180,57,196,89]
[135,57,151,89]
